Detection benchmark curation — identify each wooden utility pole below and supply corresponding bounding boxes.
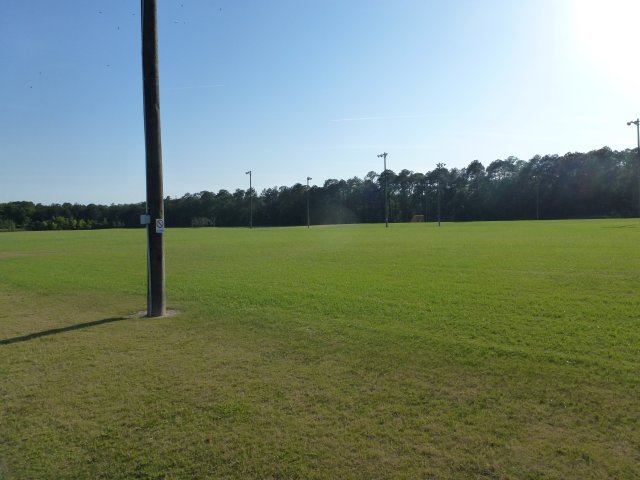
[141,0,166,317]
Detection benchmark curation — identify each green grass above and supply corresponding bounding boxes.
[1,220,639,479]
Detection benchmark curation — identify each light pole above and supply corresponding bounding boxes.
[306,176,312,228]
[377,152,389,227]
[436,162,445,226]
[424,181,428,222]
[626,118,640,218]
[141,0,165,317]
[534,175,540,220]
[245,170,252,228]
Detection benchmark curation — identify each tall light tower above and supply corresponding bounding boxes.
[141,0,165,317]
[626,118,640,218]
[245,170,253,228]
[424,180,428,221]
[436,162,445,227]
[306,176,312,228]
[378,152,389,227]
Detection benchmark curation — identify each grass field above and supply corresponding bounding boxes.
[1,220,639,479]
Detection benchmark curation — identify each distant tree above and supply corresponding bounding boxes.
[2,147,638,231]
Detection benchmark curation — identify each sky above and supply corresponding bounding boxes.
[1,0,640,205]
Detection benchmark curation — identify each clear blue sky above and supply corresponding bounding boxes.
[1,0,639,204]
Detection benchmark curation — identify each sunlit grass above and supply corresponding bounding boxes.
[1,220,639,479]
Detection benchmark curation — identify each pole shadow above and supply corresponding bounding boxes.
[0,316,130,346]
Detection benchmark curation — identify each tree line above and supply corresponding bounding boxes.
[1,146,638,231]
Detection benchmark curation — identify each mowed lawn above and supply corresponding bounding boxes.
[0,220,638,479]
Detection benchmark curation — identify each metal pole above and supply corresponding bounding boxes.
[536,179,540,220]
[306,177,312,228]
[141,0,165,317]
[246,170,252,228]
[437,162,445,227]
[637,120,640,218]
[385,155,388,227]
[626,119,640,218]
[424,184,428,222]
[378,153,389,227]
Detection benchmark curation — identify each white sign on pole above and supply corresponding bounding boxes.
[155,218,165,234]
[140,214,151,225]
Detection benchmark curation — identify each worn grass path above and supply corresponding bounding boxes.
[0,220,639,479]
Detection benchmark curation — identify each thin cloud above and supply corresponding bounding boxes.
[300,144,437,152]
[330,114,428,122]
[164,83,225,91]
[469,130,555,142]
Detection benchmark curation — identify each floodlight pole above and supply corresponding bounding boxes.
[424,182,428,221]
[627,118,640,218]
[245,170,253,228]
[141,0,165,317]
[535,176,540,220]
[437,162,445,227]
[378,152,389,227]
[306,176,312,228]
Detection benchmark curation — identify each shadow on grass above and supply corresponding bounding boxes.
[0,316,130,346]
